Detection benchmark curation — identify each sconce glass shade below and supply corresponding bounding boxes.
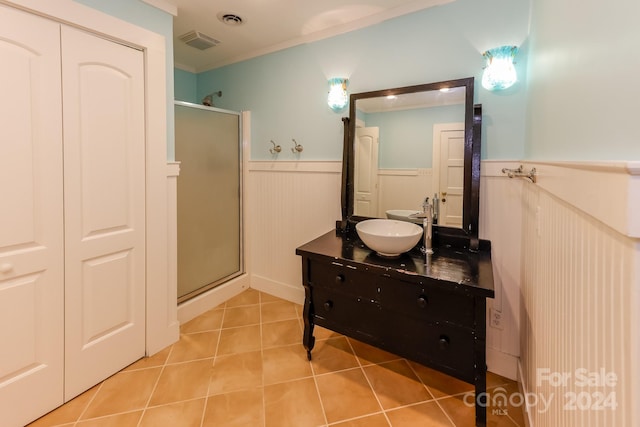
[328,78,348,111]
[482,45,518,91]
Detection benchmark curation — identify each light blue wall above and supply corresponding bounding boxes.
[525,0,640,160]
[365,105,464,169]
[74,0,176,160]
[174,68,198,103]
[197,0,530,161]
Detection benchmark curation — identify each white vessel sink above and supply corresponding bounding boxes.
[385,209,422,224]
[355,219,423,257]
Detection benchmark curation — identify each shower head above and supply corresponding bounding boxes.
[202,91,222,106]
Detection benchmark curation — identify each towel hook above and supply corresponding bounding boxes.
[501,165,537,183]
[291,138,303,153]
[269,140,281,154]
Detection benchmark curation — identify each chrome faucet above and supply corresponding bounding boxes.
[409,197,434,254]
[421,197,434,255]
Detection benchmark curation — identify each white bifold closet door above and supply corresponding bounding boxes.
[0,7,65,426]
[61,25,146,400]
[0,6,146,426]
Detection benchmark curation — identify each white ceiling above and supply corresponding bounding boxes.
[163,0,453,73]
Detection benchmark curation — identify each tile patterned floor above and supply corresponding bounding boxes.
[28,289,526,427]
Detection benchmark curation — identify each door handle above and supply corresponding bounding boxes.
[441,192,447,203]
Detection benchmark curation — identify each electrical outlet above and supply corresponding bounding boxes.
[490,308,504,330]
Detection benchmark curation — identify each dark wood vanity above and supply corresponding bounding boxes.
[296,77,494,426]
[297,229,494,425]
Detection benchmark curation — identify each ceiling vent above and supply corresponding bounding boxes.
[179,31,220,50]
[218,13,244,26]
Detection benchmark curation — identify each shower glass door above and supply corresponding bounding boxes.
[175,102,242,302]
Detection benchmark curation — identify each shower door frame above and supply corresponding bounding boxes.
[174,101,244,303]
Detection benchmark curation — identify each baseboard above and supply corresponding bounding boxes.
[487,347,519,381]
[177,274,250,324]
[250,274,305,305]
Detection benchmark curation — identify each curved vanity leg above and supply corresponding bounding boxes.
[302,296,315,360]
[303,316,315,360]
[305,337,315,361]
[303,302,315,362]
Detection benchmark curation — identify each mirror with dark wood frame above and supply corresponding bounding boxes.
[339,77,482,251]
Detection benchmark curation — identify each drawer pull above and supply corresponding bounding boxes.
[323,300,333,311]
[417,295,428,308]
[335,274,345,284]
[438,335,450,350]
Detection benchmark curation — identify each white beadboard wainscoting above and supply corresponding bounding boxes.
[512,161,639,427]
[480,161,525,380]
[247,161,343,303]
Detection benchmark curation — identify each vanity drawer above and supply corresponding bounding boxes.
[386,316,475,381]
[311,291,476,381]
[308,260,380,301]
[415,323,475,381]
[379,277,475,328]
[310,287,385,338]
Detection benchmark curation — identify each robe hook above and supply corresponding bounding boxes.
[291,138,303,153]
[269,140,281,154]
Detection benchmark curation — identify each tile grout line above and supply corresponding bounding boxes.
[134,343,176,427]
[259,292,267,427]
[264,298,327,426]
[71,363,173,425]
[69,336,179,426]
[404,360,457,427]
[74,408,144,425]
[72,381,105,426]
[325,411,387,426]
[343,337,393,426]
[200,299,227,427]
[507,411,524,427]
[436,396,467,426]
[307,322,330,426]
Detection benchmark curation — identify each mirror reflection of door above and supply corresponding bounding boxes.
[354,127,379,217]
[433,123,464,227]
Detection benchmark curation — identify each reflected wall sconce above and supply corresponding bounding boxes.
[328,78,349,111]
[482,46,518,91]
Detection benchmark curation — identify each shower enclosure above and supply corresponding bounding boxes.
[174,101,243,302]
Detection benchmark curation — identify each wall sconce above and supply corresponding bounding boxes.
[328,78,348,111]
[482,46,518,91]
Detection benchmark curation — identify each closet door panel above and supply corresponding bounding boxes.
[0,5,64,427]
[61,26,146,400]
